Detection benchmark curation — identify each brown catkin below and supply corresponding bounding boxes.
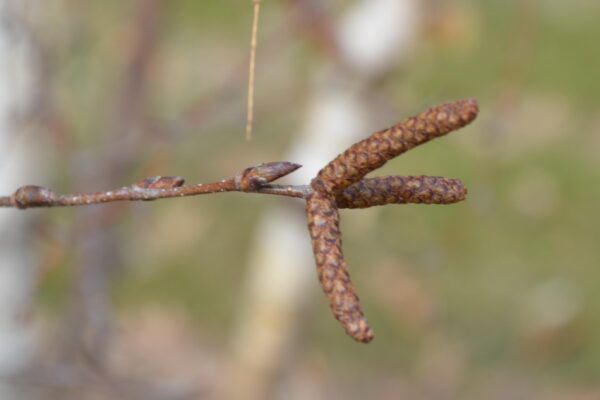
[312,99,479,194]
[336,176,467,209]
[306,190,374,343]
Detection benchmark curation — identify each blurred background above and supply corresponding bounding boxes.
[1,0,599,399]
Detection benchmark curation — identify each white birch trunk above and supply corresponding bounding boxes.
[227,1,421,399]
[0,1,38,398]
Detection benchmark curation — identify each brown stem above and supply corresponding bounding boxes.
[0,173,470,212]
[0,174,469,210]
[0,162,305,209]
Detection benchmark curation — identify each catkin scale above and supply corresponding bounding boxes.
[306,190,374,343]
[313,99,479,194]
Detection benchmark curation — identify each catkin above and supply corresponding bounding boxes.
[312,99,478,194]
[306,190,374,343]
[336,176,467,209]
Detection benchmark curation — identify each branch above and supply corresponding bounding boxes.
[0,162,306,209]
[1,99,478,344]
[0,168,465,210]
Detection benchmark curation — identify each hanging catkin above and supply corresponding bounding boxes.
[306,190,374,343]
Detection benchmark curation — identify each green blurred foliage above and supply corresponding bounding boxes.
[34,0,600,395]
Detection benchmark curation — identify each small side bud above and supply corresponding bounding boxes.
[13,185,56,209]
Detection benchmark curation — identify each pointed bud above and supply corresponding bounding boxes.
[236,161,301,191]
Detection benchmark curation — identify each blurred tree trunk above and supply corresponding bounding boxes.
[0,0,39,398]
[63,0,162,369]
[226,1,421,399]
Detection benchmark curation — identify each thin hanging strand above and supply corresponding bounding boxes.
[246,0,261,141]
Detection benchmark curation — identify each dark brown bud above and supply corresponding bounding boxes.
[336,176,467,209]
[13,185,56,209]
[236,161,301,191]
[135,176,185,189]
[306,190,374,343]
[313,99,478,194]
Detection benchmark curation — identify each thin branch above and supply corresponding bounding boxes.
[0,172,466,210]
[0,162,305,209]
[1,171,471,211]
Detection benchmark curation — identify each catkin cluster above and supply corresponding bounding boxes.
[305,99,478,343]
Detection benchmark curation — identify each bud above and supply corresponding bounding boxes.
[13,185,56,209]
[236,161,301,191]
